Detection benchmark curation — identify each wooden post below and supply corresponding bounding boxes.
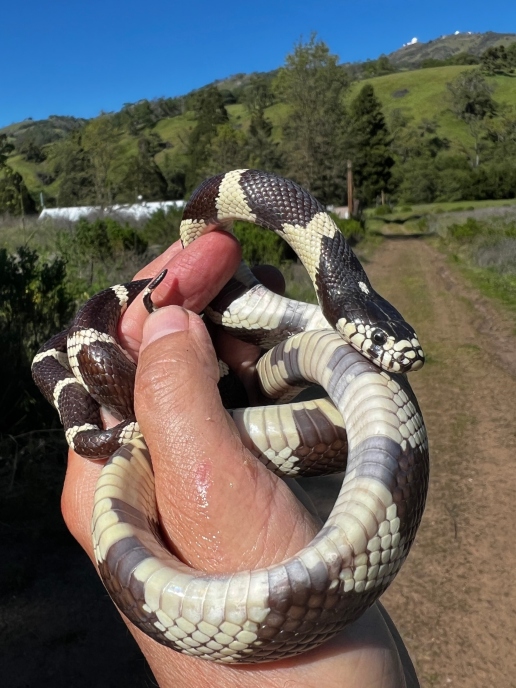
[347,160,353,219]
[381,189,386,206]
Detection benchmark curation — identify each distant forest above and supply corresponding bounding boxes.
[2,33,516,214]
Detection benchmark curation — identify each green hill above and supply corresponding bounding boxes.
[7,65,515,200]
[1,115,85,147]
[2,31,516,208]
[348,65,516,149]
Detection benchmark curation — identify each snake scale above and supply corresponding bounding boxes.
[32,169,429,664]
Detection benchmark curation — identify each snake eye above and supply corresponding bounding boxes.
[372,329,388,346]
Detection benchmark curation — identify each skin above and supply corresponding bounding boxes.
[61,231,420,688]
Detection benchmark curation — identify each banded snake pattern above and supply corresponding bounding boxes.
[32,169,429,664]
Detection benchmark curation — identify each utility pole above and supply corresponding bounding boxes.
[347,160,353,219]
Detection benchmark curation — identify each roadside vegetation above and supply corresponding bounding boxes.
[437,214,516,312]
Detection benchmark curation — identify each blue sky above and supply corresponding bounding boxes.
[1,0,515,128]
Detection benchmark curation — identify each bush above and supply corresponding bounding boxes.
[233,221,296,266]
[330,216,366,244]
[417,217,429,232]
[447,218,485,240]
[57,217,149,296]
[374,205,392,216]
[0,247,75,435]
[140,208,182,247]
[476,238,516,273]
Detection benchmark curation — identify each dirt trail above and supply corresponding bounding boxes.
[364,238,516,688]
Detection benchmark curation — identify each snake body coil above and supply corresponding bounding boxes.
[32,170,428,664]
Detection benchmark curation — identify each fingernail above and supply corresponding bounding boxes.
[141,306,190,351]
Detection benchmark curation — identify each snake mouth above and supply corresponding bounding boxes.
[336,318,425,373]
[371,336,425,371]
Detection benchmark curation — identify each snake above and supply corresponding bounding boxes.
[32,169,428,664]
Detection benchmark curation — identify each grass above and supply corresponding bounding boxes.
[434,214,516,314]
[6,154,43,192]
[398,198,516,215]
[365,199,516,236]
[347,65,510,151]
[457,262,516,312]
[154,111,196,147]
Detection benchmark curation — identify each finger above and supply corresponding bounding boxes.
[136,305,319,571]
[120,231,241,358]
[61,449,102,560]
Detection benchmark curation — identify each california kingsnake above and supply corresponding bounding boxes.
[32,169,428,664]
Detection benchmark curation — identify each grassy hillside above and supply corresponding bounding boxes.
[0,115,85,145]
[348,65,516,149]
[5,101,291,199]
[3,32,516,206]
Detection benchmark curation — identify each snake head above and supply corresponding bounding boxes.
[336,295,425,373]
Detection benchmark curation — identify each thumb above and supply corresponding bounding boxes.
[135,306,318,573]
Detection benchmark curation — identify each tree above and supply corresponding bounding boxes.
[391,117,449,164]
[161,152,187,199]
[447,70,497,122]
[507,43,516,71]
[241,75,275,115]
[273,35,350,204]
[362,55,396,78]
[0,135,36,215]
[447,70,497,167]
[185,86,229,191]
[49,131,95,206]
[346,84,393,205]
[206,123,248,175]
[395,157,440,204]
[16,133,47,163]
[419,53,479,70]
[241,75,282,172]
[82,114,121,205]
[0,168,36,215]
[484,105,516,161]
[481,46,509,75]
[246,109,283,172]
[0,134,14,168]
[119,135,168,202]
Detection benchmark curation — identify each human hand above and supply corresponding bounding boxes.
[61,231,418,688]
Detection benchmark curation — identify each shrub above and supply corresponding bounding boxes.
[330,216,366,244]
[233,221,296,266]
[57,217,149,296]
[447,218,485,240]
[476,238,516,273]
[374,205,392,216]
[0,247,74,434]
[140,208,182,247]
